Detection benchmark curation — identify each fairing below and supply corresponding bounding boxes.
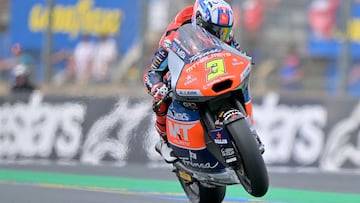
[168,24,252,102]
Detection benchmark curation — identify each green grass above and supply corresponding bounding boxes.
[0,169,358,203]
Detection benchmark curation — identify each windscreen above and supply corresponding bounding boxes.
[174,24,218,56]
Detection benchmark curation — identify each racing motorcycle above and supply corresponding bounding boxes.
[158,24,269,203]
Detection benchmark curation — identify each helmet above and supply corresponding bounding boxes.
[193,0,234,42]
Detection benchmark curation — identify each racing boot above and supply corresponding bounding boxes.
[155,137,179,163]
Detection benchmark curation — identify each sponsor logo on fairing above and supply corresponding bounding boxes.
[182,102,198,109]
[180,157,219,169]
[168,123,194,142]
[232,58,245,66]
[189,48,222,63]
[176,89,202,96]
[184,75,198,86]
[176,47,186,59]
[240,64,251,81]
[167,110,190,121]
[186,51,230,73]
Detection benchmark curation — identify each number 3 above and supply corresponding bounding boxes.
[206,58,226,81]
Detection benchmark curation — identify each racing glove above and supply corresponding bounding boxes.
[151,82,170,116]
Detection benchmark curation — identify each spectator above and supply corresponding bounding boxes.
[91,34,118,83]
[279,45,304,90]
[0,43,34,83]
[51,49,72,85]
[52,35,95,85]
[69,34,95,84]
[11,64,37,94]
[308,0,340,40]
[242,0,265,32]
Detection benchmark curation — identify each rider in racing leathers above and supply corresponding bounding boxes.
[143,0,264,163]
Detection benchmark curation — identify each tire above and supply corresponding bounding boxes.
[177,176,226,203]
[226,119,269,197]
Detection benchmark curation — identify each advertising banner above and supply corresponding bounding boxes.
[9,0,142,55]
[0,92,359,172]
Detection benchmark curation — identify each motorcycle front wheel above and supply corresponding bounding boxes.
[226,118,269,197]
[176,174,226,203]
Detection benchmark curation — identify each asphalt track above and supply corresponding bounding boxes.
[0,163,359,203]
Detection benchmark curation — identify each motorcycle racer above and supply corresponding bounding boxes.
[143,0,264,163]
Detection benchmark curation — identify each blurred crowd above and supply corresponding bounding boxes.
[52,34,118,86]
[0,0,359,97]
[0,33,118,95]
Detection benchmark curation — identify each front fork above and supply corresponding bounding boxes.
[208,128,239,166]
[200,100,247,169]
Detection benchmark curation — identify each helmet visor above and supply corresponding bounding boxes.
[206,23,232,42]
[218,26,232,42]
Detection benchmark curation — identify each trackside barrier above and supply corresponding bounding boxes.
[0,91,359,172]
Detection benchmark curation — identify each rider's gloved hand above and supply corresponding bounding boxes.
[151,82,169,115]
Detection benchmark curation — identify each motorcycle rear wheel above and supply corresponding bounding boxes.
[226,118,269,197]
[176,175,226,203]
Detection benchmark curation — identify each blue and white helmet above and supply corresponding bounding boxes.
[193,0,234,42]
